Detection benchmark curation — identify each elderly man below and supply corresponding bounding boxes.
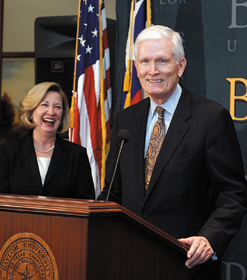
[98,25,247,279]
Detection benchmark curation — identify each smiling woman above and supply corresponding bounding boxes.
[0,82,95,199]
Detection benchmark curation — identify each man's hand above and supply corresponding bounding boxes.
[178,236,214,269]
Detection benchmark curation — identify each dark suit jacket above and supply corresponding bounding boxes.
[0,131,95,199]
[98,88,247,277]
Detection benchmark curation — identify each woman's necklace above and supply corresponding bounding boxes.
[34,145,55,153]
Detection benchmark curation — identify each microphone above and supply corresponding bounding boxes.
[106,129,130,201]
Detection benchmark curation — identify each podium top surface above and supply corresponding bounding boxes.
[0,194,189,255]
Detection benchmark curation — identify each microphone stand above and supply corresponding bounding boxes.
[106,140,125,201]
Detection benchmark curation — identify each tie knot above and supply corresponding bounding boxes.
[156,106,165,120]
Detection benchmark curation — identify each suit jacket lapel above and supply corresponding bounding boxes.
[133,98,150,197]
[145,89,192,198]
[44,136,68,186]
[16,132,44,194]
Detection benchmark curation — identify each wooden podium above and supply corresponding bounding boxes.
[0,194,189,280]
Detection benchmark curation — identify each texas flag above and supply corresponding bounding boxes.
[121,0,153,109]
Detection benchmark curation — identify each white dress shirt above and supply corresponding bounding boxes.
[37,157,51,185]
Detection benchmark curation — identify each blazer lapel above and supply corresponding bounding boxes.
[145,89,192,198]
[44,136,68,186]
[16,132,44,194]
[133,98,150,197]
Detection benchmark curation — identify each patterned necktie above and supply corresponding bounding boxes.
[145,106,165,193]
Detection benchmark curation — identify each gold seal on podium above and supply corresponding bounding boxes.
[0,232,58,280]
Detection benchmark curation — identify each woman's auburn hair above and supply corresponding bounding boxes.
[19,82,71,134]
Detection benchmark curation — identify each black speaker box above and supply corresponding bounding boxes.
[35,15,116,106]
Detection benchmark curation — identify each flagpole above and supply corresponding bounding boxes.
[99,0,107,191]
[70,0,82,132]
[123,0,136,108]
[147,0,152,27]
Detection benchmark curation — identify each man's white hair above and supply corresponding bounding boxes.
[134,25,185,64]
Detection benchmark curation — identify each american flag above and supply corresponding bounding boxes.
[70,0,112,197]
[122,0,153,109]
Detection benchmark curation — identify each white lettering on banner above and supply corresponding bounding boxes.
[160,0,187,4]
[227,40,237,52]
[229,0,247,28]
[222,261,246,280]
